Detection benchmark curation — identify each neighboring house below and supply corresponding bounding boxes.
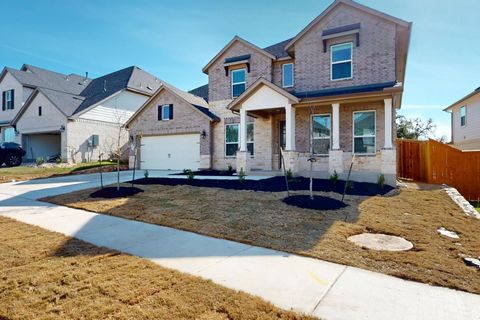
[126,0,412,186]
[444,87,480,150]
[0,64,162,162]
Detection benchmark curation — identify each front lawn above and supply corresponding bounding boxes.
[0,216,312,320]
[43,180,480,295]
[0,161,124,183]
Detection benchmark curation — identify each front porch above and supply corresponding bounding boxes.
[229,79,397,186]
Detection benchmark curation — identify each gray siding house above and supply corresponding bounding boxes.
[444,87,480,150]
[126,0,412,186]
[0,64,162,163]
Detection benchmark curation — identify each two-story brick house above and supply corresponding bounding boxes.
[126,0,412,186]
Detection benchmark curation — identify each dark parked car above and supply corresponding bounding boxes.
[0,142,26,167]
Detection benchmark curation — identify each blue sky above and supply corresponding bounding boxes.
[1,0,479,140]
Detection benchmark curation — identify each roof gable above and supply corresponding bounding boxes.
[285,0,410,51]
[444,87,480,112]
[125,84,216,127]
[11,88,79,125]
[72,66,162,115]
[228,78,299,111]
[202,36,276,74]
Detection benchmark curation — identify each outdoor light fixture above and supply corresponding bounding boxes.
[201,130,207,139]
[60,125,65,132]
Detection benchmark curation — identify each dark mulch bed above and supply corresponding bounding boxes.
[171,170,235,177]
[90,187,144,198]
[282,195,347,210]
[132,176,392,196]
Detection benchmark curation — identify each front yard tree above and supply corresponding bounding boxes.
[396,115,436,140]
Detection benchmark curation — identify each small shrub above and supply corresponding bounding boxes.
[144,170,149,179]
[330,170,339,184]
[186,169,195,180]
[182,168,189,175]
[286,168,293,181]
[238,168,246,183]
[36,157,45,166]
[378,174,385,189]
[227,164,233,172]
[55,157,63,164]
[346,180,354,189]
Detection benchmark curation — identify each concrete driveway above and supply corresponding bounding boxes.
[0,171,478,319]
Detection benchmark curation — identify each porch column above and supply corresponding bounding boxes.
[384,98,393,149]
[239,107,247,152]
[332,103,340,150]
[285,103,295,151]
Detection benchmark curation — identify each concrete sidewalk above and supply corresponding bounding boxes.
[0,172,478,319]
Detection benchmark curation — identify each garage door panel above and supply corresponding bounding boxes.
[140,134,200,170]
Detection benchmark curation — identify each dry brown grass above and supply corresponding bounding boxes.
[43,184,480,295]
[0,216,313,320]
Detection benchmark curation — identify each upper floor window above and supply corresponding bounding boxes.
[231,68,246,98]
[282,63,294,88]
[312,114,331,155]
[460,106,466,126]
[331,43,353,81]
[2,89,14,111]
[38,106,42,117]
[158,104,173,121]
[353,111,376,154]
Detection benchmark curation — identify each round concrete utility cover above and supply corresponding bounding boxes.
[348,233,413,251]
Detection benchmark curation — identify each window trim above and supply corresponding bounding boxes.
[224,122,255,158]
[5,89,14,110]
[282,63,294,88]
[330,42,353,81]
[460,105,466,127]
[231,68,247,98]
[161,104,171,121]
[311,113,331,155]
[225,123,239,158]
[352,110,376,155]
[247,122,255,156]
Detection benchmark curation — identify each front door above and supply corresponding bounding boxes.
[279,121,286,169]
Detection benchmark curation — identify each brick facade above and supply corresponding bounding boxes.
[128,89,213,161]
[294,4,397,92]
[208,41,273,102]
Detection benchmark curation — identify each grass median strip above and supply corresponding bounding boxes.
[0,216,313,320]
[43,183,480,295]
[0,161,124,183]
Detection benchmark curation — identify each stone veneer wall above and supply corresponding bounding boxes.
[209,100,274,171]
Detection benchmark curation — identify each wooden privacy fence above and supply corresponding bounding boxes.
[397,139,480,200]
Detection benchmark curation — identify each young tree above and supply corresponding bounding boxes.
[396,115,436,140]
[307,106,316,200]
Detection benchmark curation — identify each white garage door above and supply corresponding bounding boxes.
[140,134,200,170]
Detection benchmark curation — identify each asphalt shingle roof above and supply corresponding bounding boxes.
[263,38,293,59]
[188,84,209,102]
[73,66,162,115]
[7,64,162,117]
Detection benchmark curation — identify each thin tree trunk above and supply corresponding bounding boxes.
[309,106,315,200]
[116,127,121,191]
[99,154,104,189]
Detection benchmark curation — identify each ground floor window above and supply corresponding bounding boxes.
[3,127,15,142]
[353,111,376,154]
[225,123,254,157]
[311,114,331,154]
